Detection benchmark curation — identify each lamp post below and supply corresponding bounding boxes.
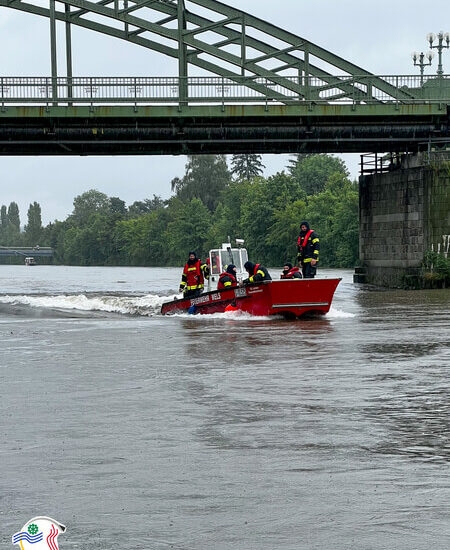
[427,31,450,76]
[411,51,434,85]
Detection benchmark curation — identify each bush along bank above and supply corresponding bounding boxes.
[422,250,450,288]
[401,250,450,289]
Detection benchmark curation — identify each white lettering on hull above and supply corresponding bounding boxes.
[190,295,211,306]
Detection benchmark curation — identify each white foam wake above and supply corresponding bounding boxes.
[0,293,179,316]
[172,310,273,321]
[327,306,355,318]
[0,294,353,320]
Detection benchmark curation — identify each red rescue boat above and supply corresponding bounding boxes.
[161,240,341,318]
[161,278,341,318]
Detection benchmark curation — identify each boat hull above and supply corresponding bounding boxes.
[161,278,341,317]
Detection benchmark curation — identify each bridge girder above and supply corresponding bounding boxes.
[0,104,447,156]
[0,0,416,103]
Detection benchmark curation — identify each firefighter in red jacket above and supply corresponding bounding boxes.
[218,264,238,290]
[281,262,302,279]
[243,261,272,285]
[297,221,320,278]
[179,251,209,298]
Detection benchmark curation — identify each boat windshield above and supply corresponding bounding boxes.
[209,248,248,275]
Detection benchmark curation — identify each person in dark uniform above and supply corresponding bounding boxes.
[297,221,320,278]
[179,251,209,298]
[218,264,238,290]
[281,262,302,279]
[243,261,272,285]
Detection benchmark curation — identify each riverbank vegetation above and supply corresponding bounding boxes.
[421,250,450,287]
[1,154,360,267]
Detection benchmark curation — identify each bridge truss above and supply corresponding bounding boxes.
[0,0,437,103]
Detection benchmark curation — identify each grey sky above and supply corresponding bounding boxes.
[0,0,449,224]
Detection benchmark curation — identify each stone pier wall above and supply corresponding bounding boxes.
[359,156,450,287]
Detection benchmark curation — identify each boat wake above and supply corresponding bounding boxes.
[0,293,178,317]
[327,306,356,318]
[0,293,355,320]
[172,310,273,321]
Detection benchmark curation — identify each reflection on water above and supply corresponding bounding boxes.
[1,267,449,550]
[363,342,443,360]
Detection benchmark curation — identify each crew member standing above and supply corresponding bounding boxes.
[218,264,238,290]
[179,251,209,298]
[297,221,320,278]
[243,261,272,285]
[281,262,302,279]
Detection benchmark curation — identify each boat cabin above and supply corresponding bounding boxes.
[25,257,36,266]
[208,241,248,291]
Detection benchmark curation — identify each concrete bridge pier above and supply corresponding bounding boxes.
[356,153,450,287]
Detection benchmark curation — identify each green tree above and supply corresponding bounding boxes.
[24,202,43,246]
[4,201,21,245]
[7,202,20,230]
[108,197,127,216]
[205,179,253,248]
[267,199,307,264]
[71,189,109,226]
[115,207,171,265]
[239,172,303,264]
[288,154,349,196]
[171,155,231,212]
[166,198,211,263]
[1,205,7,228]
[61,213,122,265]
[43,220,69,263]
[0,204,7,244]
[128,195,165,217]
[61,226,84,264]
[301,173,359,267]
[231,154,265,181]
[7,153,358,268]
[287,153,313,174]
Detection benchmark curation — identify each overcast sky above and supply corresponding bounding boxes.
[0,0,449,224]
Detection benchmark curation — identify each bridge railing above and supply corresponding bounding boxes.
[0,75,449,107]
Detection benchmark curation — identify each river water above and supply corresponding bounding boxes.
[1,265,449,550]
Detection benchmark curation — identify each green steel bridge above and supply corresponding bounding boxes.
[0,0,449,155]
[0,246,54,257]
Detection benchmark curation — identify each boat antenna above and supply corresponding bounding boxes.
[227,246,234,266]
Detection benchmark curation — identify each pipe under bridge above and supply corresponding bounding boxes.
[0,0,449,155]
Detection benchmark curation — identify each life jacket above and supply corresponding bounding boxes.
[297,229,314,249]
[217,271,237,290]
[247,264,272,283]
[183,259,204,290]
[281,266,301,279]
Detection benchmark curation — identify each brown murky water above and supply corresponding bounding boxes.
[1,266,449,549]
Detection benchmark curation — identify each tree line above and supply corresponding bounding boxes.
[0,201,43,248]
[1,154,359,268]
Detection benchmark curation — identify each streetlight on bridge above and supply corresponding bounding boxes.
[427,31,450,76]
[411,51,434,85]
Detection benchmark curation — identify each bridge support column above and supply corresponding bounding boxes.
[177,0,188,108]
[65,4,73,104]
[357,153,450,288]
[49,0,58,103]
